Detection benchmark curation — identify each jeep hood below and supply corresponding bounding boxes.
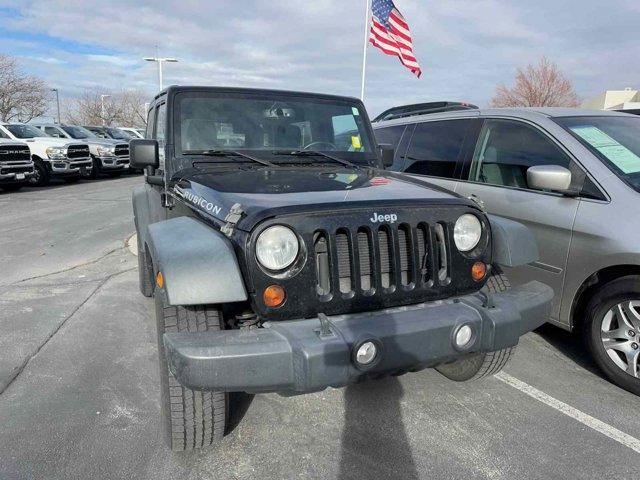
[172,167,475,231]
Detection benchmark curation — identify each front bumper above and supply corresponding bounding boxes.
[0,166,35,184]
[97,156,130,170]
[50,157,93,174]
[164,281,553,394]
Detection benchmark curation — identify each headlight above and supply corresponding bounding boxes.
[46,146,66,159]
[97,145,115,156]
[256,225,299,271]
[454,214,482,252]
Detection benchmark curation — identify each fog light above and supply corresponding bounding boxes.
[471,262,487,282]
[263,285,286,308]
[355,341,378,365]
[455,325,473,348]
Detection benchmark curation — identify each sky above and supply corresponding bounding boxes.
[1,0,638,118]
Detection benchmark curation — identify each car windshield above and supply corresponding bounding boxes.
[107,128,132,140]
[6,124,49,139]
[62,125,96,139]
[176,92,377,166]
[556,116,640,192]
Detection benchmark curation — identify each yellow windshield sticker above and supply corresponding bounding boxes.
[571,126,640,174]
[351,135,362,150]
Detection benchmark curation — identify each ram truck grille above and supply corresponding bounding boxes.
[0,145,31,161]
[114,144,129,158]
[67,145,90,159]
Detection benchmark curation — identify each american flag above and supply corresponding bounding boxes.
[369,0,422,78]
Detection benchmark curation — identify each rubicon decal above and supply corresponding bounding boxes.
[370,212,398,224]
[174,186,222,215]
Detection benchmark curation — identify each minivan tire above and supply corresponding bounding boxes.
[584,275,640,396]
[154,290,230,450]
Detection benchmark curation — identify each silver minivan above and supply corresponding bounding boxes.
[374,106,640,395]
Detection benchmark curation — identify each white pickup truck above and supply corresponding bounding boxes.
[0,139,35,191]
[0,123,92,186]
[32,123,130,179]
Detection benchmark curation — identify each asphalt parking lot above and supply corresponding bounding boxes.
[1,176,639,480]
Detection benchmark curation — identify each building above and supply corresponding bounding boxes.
[582,88,640,111]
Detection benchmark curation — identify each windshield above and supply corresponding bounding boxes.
[6,124,49,139]
[62,125,96,139]
[176,92,376,165]
[556,116,640,191]
[107,127,133,140]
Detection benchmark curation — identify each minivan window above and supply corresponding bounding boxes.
[555,116,640,192]
[469,119,571,189]
[404,120,471,178]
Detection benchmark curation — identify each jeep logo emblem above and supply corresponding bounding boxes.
[370,212,398,224]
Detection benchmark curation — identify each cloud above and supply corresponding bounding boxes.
[1,0,639,115]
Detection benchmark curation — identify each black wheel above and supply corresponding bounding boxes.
[154,290,230,450]
[484,271,511,293]
[584,275,640,395]
[137,237,154,297]
[436,347,516,381]
[29,160,50,187]
[88,157,101,179]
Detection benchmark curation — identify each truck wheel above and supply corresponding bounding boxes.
[137,239,154,297]
[89,156,100,179]
[30,160,50,187]
[435,347,516,382]
[584,276,640,396]
[154,291,229,450]
[484,272,511,293]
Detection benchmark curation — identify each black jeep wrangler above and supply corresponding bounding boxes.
[131,86,553,451]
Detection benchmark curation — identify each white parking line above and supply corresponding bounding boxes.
[496,372,640,454]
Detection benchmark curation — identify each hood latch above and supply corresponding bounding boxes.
[221,203,245,237]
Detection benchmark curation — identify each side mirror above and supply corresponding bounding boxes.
[378,143,395,168]
[130,139,159,169]
[527,165,572,193]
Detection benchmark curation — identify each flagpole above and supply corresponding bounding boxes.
[360,0,371,101]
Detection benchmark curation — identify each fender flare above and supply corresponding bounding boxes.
[488,215,539,268]
[147,216,247,306]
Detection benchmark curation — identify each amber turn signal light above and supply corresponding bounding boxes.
[156,271,164,289]
[471,262,487,282]
[263,285,286,308]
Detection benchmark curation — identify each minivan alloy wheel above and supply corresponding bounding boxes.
[600,301,640,378]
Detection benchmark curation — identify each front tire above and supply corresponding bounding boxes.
[154,291,229,450]
[30,160,50,187]
[584,276,640,396]
[436,347,516,381]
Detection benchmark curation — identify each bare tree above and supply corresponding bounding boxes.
[0,54,50,122]
[63,88,149,127]
[490,57,580,108]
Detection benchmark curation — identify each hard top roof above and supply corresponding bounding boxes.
[152,85,363,105]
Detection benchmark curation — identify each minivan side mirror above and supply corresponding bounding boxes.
[130,139,160,169]
[378,143,395,168]
[527,165,572,193]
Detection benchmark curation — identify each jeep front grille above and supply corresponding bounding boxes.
[314,222,449,299]
[67,145,90,159]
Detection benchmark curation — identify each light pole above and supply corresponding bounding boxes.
[100,94,111,126]
[143,56,178,91]
[51,88,61,124]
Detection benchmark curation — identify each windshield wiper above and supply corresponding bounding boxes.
[272,150,360,169]
[184,149,276,167]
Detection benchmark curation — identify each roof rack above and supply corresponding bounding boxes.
[372,101,479,122]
